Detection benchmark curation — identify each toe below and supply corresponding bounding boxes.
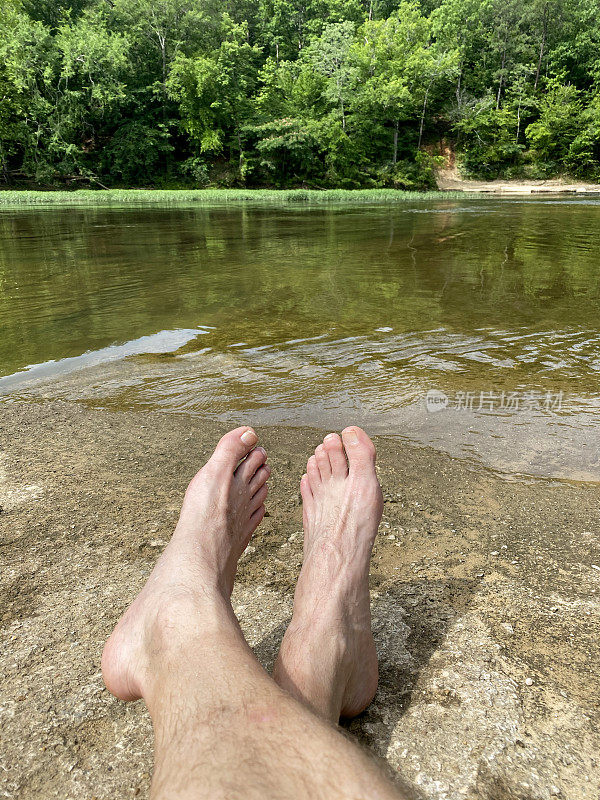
[300,472,313,505]
[300,472,313,527]
[210,426,258,470]
[250,483,268,514]
[307,454,321,490]
[323,433,348,478]
[245,504,266,538]
[315,444,332,479]
[341,426,376,473]
[235,446,267,483]
[249,464,270,495]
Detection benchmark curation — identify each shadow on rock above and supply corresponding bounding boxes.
[346,577,481,757]
[253,617,292,673]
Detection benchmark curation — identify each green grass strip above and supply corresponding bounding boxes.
[0,188,479,206]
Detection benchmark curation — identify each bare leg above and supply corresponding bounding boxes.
[102,427,406,800]
[274,426,382,722]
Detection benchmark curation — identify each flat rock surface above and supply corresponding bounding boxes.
[1,401,599,799]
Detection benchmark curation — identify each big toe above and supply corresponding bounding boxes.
[341,426,376,473]
[210,426,259,471]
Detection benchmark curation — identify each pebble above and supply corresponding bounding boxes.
[525,678,533,686]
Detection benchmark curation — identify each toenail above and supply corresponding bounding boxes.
[241,429,258,446]
[343,428,359,445]
[257,446,267,457]
[324,433,337,441]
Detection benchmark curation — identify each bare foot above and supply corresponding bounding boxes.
[101,426,269,702]
[273,426,383,723]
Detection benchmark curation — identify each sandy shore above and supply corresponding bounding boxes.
[1,400,599,799]
[437,174,600,195]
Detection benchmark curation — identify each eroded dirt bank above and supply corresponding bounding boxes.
[1,401,599,800]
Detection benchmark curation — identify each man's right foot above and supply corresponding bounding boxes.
[273,426,383,723]
[101,426,270,703]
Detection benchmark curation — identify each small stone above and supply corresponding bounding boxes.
[490,551,499,556]
[525,677,533,686]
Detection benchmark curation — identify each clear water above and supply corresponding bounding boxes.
[1,199,599,480]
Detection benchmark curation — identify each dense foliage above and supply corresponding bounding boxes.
[1,0,600,188]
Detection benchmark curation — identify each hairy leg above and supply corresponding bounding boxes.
[102,427,407,800]
[273,426,383,722]
[147,599,406,800]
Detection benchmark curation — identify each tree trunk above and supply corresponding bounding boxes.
[237,130,244,181]
[418,87,430,150]
[159,35,167,122]
[496,45,506,110]
[534,4,548,90]
[0,145,8,184]
[393,120,399,164]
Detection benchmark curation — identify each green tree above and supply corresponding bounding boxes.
[568,92,600,178]
[3,0,600,187]
[168,17,261,181]
[302,21,357,131]
[0,5,55,180]
[526,80,583,171]
[354,5,457,164]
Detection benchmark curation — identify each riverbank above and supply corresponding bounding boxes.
[1,400,599,800]
[1,182,599,206]
[0,188,473,206]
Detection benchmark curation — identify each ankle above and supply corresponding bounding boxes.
[151,588,235,644]
[274,623,348,721]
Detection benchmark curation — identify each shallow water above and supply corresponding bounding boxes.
[1,198,599,479]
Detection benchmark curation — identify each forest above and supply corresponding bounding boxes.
[1,0,600,188]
